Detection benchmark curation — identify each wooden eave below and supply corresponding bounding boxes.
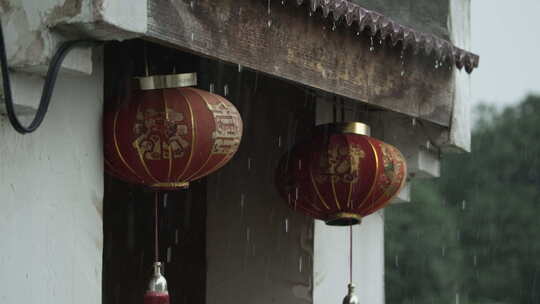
[70,0,479,127]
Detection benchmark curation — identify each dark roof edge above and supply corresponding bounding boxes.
[288,0,479,73]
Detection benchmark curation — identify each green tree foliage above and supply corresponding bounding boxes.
[385,95,540,304]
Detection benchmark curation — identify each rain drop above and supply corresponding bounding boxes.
[267,0,271,15]
[309,11,313,17]
[175,229,179,244]
[247,157,252,170]
[209,83,215,93]
[473,254,477,266]
[224,84,229,96]
[332,22,336,31]
[267,19,272,27]
[238,64,243,73]
[356,31,360,36]
[299,256,303,272]
[246,227,251,242]
[277,136,282,147]
[369,36,375,52]
[298,160,302,170]
[462,200,466,210]
[412,117,416,127]
[281,0,285,6]
[399,50,405,77]
[190,0,195,9]
[441,246,446,257]
[455,293,460,304]
[167,247,172,262]
[285,218,289,233]
[394,255,399,267]
[191,32,194,41]
[240,193,246,215]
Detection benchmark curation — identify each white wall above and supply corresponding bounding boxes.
[314,213,385,304]
[448,0,472,152]
[0,51,104,304]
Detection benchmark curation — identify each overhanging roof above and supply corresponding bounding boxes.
[61,0,475,128]
[288,0,479,73]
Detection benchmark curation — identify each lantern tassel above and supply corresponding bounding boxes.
[144,193,170,304]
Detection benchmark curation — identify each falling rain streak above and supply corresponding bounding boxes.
[267,0,272,28]
[240,193,246,216]
[400,49,406,77]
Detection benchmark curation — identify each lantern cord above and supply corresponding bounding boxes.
[154,192,159,263]
[332,101,337,123]
[341,99,345,122]
[349,224,353,284]
[144,42,149,77]
[0,19,101,134]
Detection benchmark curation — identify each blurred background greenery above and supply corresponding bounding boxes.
[385,95,540,304]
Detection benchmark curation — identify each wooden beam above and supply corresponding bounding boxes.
[146,0,455,127]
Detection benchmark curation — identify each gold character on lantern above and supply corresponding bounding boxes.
[133,107,190,160]
[317,144,365,183]
[205,100,242,155]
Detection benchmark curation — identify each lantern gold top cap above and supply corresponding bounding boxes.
[135,72,197,90]
[316,122,371,136]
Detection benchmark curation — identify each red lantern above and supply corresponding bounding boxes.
[276,122,407,226]
[104,86,243,190]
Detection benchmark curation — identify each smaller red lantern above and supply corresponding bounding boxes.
[276,122,407,225]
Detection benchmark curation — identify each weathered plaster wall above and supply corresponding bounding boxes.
[0,0,146,77]
[0,50,104,304]
[0,0,93,73]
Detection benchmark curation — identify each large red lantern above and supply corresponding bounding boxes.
[104,85,243,190]
[276,122,407,226]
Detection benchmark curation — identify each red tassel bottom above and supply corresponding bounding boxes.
[144,291,170,304]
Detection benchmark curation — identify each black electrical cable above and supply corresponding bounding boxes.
[0,20,101,134]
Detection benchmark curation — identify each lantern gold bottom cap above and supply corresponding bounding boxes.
[150,182,190,190]
[325,212,362,226]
